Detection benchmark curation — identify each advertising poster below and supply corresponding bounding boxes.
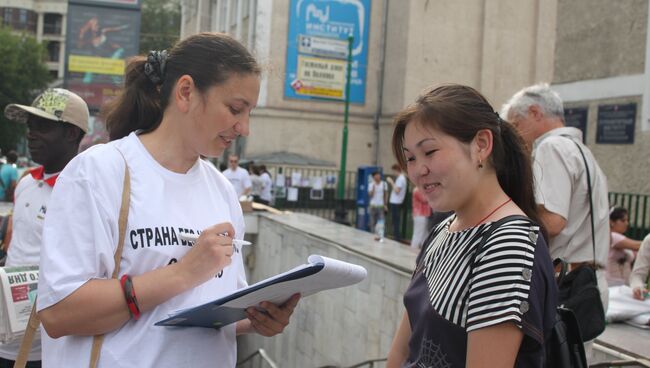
[285,0,371,103]
[65,3,140,110]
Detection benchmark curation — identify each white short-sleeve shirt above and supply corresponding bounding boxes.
[368,180,387,207]
[0,172,54,361]
[389,174,407,205]
[532,127,609,265]
[37,133,247,367]
[222,166,252,198]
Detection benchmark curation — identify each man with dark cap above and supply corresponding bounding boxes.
[0,88,88,368]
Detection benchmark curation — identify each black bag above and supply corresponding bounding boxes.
[546,306,588,368]
[556,136,607,342]
[556,261,605,342]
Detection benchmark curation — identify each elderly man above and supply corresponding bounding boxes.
[0,88,88,368]
[502,83,609,356]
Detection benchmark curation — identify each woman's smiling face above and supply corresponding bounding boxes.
[402,120,479,213]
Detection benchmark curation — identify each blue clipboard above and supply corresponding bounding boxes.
[155,261,325,329]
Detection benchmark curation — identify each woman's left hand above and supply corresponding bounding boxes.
[245,293,301,336]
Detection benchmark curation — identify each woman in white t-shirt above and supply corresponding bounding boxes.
[36,33,300,367]
[606,206,642,285]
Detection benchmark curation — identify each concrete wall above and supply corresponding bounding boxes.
[181,0,559,171]
[237,213,416,367]
[552,0,650,195]
[566,96,650,195]
[554,0,647,83]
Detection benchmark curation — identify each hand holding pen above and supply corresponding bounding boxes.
[179,232,252,253]
[174,223,239,287]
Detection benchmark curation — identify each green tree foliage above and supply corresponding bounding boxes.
[140,0,181,53]
[0,27,51,153]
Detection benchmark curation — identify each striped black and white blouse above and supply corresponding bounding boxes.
[404,215,558,368]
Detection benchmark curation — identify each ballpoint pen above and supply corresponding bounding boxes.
[179,232,252,252]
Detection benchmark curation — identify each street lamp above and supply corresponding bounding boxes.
[334,35,354,225]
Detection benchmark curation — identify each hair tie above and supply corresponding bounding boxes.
[144,50,168,86]
[493,111,503,134]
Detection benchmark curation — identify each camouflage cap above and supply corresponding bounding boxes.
[4,88,89,133]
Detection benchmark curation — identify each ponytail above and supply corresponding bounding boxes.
[103,56,162,140]
[493,120,545,236]
[103,33,260,141]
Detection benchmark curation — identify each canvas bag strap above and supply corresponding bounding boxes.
[561,135,597,265]
[89,151,131,368]
[13,154,130,368]
[13,298,40,368]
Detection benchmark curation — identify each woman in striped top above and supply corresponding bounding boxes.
[386,84,557,368]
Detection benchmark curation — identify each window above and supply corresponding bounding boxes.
[43,13,62,35]
[3,8,13,26]
[46,41,60,62]
[1,8,36,32]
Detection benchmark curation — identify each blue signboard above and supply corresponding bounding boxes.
[285,0,371,103]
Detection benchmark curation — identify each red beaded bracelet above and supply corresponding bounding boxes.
[120,274,141,320]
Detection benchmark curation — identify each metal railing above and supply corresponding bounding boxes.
[609,192,650,240]
[265,168,650,243]
[266,165,357,225]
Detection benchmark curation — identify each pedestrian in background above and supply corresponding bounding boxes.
[223,154,252,198]
[409,187,431,249]
[0,88,88,368]
[35,33,299,368]
[387,84,557,367]
[607,206,641,285]
[387,164,407,240]
[502,83,610,360]
[258,165,272,205]
[0,151,18,202]
[630,235,650,300]
[368,171,387,240]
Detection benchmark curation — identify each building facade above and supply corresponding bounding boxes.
[0,0,67,81]
[181,0,650,195]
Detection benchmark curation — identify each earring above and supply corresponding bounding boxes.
[478,159,483,169]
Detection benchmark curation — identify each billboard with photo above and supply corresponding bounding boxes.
[285,0,371,103]
[70,0,140,10]
[65,3,140,110]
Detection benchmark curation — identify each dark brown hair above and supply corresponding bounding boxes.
[391,84,543,230]
[103,33,261,140]
[609,206,628,222]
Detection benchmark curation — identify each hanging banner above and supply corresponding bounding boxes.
[285,0,371,103]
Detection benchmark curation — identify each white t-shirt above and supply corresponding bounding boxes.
[0,172,55,361]
[37,133,247,368]
[368,180,387,207]
[532,127,609,265]
[389,174,407,205]
[260,172,272,202]
[222,166,252,198]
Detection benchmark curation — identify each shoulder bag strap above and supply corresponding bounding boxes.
[13,299,41,368]
[89,153,130,368]
[14,153,131,368]
[561,135,597,266]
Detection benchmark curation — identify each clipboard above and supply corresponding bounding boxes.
[155,255,366,329]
